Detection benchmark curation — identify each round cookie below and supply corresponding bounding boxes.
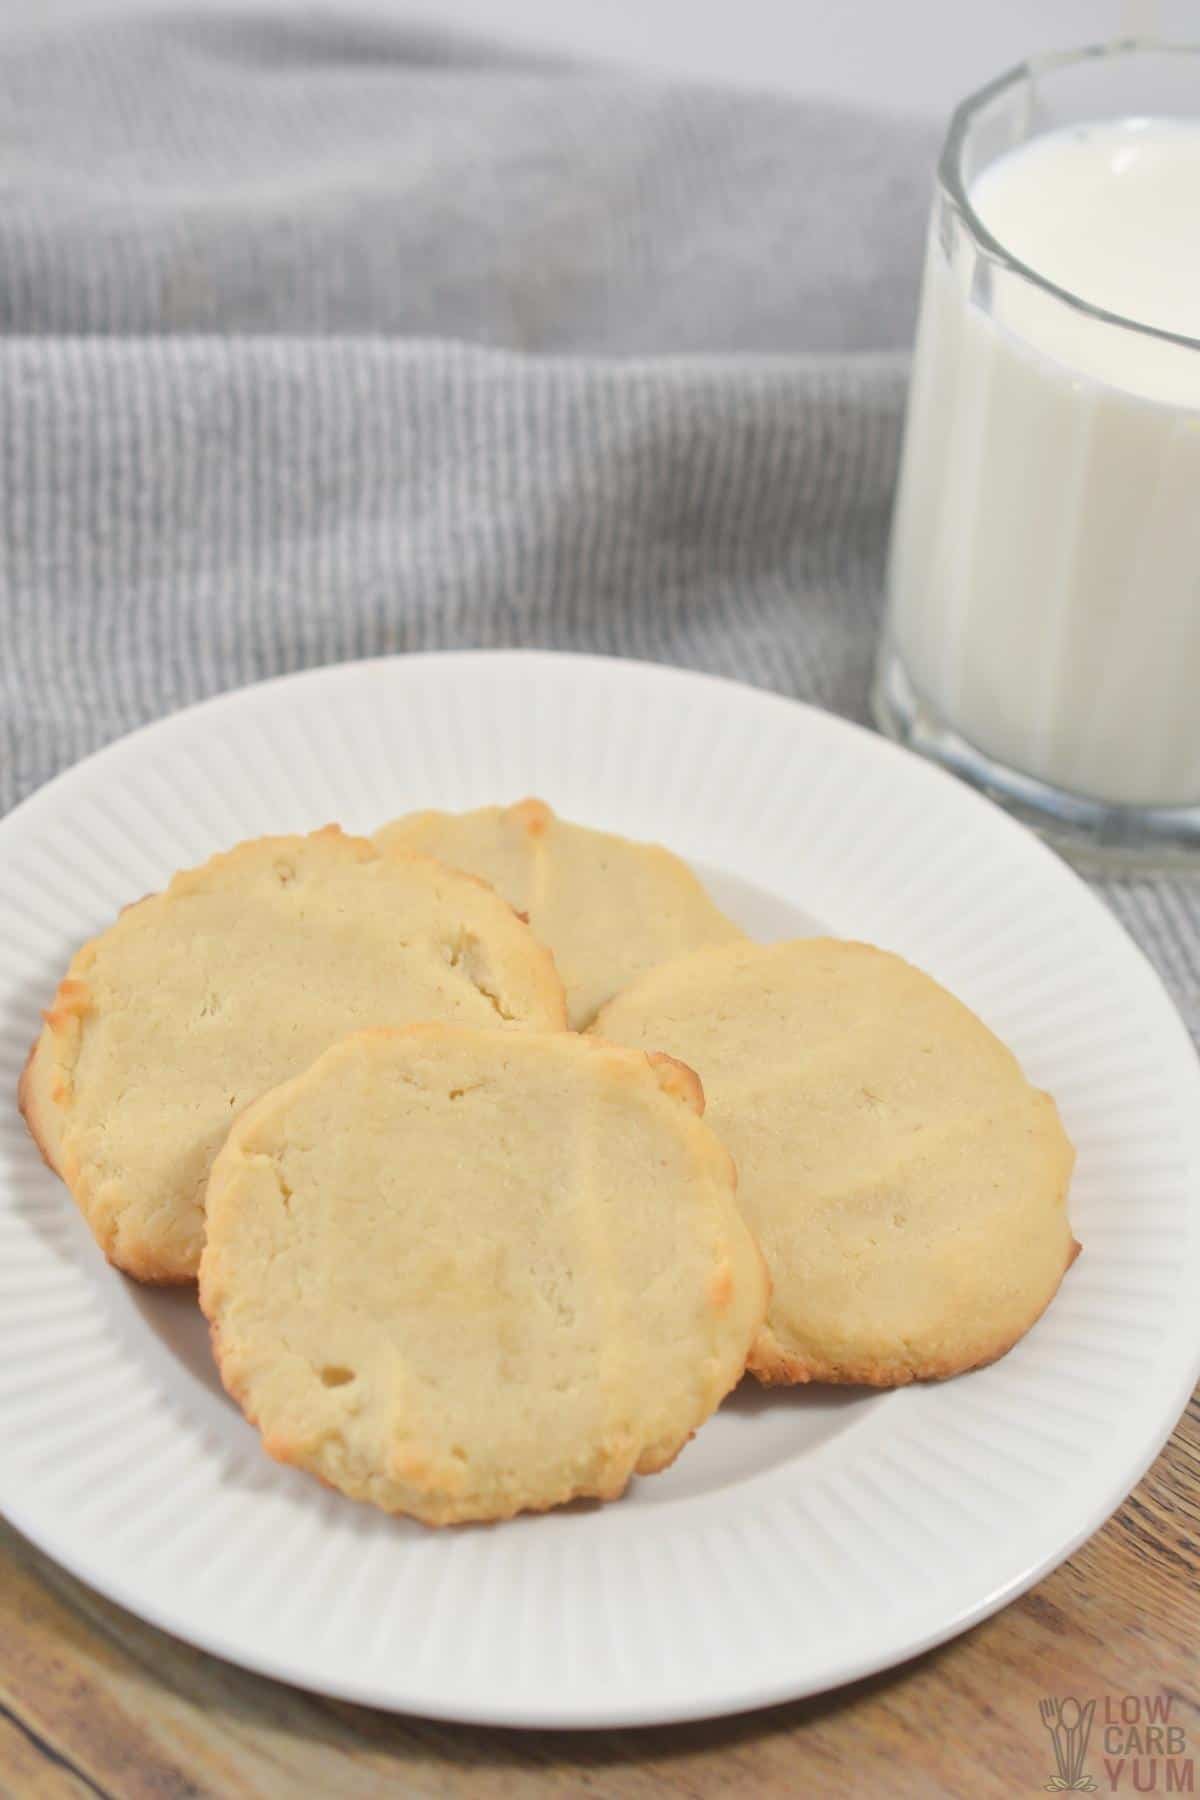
[375,799,744,1030]
[20,828,566,1284]
[592,938,1078,1387]
[199,1023,769,1525]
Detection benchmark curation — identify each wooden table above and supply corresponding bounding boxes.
[3,1385,1196,1800]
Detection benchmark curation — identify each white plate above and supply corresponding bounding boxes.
[1,651,1197,1728]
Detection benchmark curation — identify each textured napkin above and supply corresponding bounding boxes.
[2,8,1196,1040]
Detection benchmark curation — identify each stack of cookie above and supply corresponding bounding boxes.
[20,801,1077,1525]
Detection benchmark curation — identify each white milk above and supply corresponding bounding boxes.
[888,119,1200,809]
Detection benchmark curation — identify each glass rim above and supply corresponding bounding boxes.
[939,37,1200,354]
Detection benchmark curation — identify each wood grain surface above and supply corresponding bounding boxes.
[2,1384,1196,1800]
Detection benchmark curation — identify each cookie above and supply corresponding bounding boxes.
[375,799,743,1029]
[592,938,1078,1386]
[199,1023,769,1524]
[20,828,566,1283]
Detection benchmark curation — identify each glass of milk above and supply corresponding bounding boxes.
[874,42,1200,864]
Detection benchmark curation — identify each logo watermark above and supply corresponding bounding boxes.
[1038,1694,1194,1794]
[1040,1695,1098,1791]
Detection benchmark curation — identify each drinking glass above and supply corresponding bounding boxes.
[873,42,1200,866]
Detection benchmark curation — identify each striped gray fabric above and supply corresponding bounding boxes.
[2,10,1198,1042]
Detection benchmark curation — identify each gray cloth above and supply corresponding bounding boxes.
[2,9,1197,1041]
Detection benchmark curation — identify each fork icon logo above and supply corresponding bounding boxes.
[1039,1695,1098,1791]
